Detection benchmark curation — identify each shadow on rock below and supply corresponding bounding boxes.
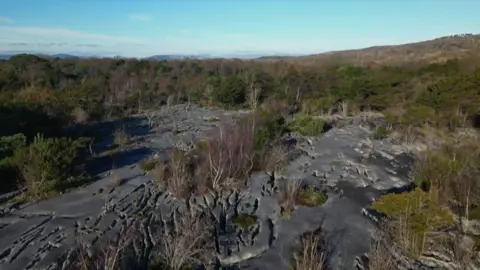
[85,146,153,176]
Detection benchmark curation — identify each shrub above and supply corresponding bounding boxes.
[233,214,256,229]
[12,133,84,198]
[371,125,391,139]
[250,109,286,151]
[260,143,289,174]
[195,119,255,192]
[154,147,193,199]
[113,126,131,147]
[277,180,302,217]
[414,138,480,215]
[297,186,328,207]
[289,114,325,137]
[72,106,89,124]
[0,133,27,192]
[151,212,213,270]
[139,158,158,172]
[372,188,455,257]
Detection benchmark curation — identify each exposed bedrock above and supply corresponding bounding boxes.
[0,105,417,270]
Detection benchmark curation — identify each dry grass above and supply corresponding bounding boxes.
[444,233,478,268]
[277,180,302,217]
[367,234,395,270]
[62,224,138,270]
[290,231,327,270]
[113,126,131,146]
[339,100,349,117]
[195,118,255,192]
[261,144,289,174]
[415,137,480,214]
[153,117,265,197]
[151,212,213,270]
[72,107,89,124]
[153,148,193,199]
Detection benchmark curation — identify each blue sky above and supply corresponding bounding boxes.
[0,0,479,57]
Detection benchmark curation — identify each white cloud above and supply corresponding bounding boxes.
[0,17,12,23]
[129,14,152,22]
[0,26,145,43]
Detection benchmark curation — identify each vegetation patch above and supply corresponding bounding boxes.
[139,157,158,172]
[371,125,391,139]
[291,229,328,270]
[11,133,89,200]
[113,126,132,147]
[277,180,302,218]
[297,186,328,207]
[233,214,257,229]
[289,115,326,137]
[372,187,455,257]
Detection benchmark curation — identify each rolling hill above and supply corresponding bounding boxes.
[258,33,480,66]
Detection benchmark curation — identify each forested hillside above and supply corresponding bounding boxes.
[260,34,480,66]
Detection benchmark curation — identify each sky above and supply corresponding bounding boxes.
[0,0,479,58]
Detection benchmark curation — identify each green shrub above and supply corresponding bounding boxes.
[242,109,286,151]
[289,115,325,136]
[12,133,85,197]
[372,125,390,139]
[0,133,27,192]
[0,133,27,168]
[297,186,328,206]
[372,188,454,257]
[233,214,256,229]
[213,76,246,106]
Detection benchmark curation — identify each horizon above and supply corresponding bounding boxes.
[1,0,479,58]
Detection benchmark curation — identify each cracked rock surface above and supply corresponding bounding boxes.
[0,105,417,270]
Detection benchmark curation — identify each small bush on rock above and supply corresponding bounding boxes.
[372,125,391,139]
[233,214,256,229]
[297,186,328,207]
[277,180,302,217]
[139,158,158,172]
[154,147,194,199]
[289,115,325,137]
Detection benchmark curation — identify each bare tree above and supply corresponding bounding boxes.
[243,70,262,110]
[340,100,349,117]
[143,110,157,128]
[198,119,255,191]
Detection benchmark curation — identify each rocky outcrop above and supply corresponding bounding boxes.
[0,105,423,270]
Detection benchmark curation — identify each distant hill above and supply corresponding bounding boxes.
[147,54,213,61]
[0,53,85,60]
[50,54,81,59]
[258,33,480,66]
